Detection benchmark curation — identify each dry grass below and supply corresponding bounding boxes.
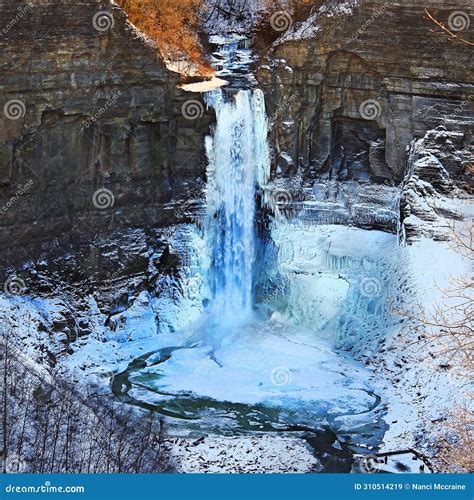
[438,401,474,472]
[117,0,212,76]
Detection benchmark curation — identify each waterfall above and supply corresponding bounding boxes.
[204,88,270,320]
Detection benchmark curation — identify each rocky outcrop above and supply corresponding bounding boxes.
[400,127,472,242]
[0,0,212,271]
[256,0,473,231]
[0,224,200,359]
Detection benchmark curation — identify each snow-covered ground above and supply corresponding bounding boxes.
[2,215,470,472]
[377,236,472,456]
[168,435,319,473]
[268,220,472,462]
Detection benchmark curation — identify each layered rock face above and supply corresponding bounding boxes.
[0,0,214,330]
[0,0,471,344]
[401,127,472,242]
[0,0,211,267]
[257,0,473,233]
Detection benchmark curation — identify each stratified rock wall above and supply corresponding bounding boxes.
[400,127,472,242]
[0,0,211,264]
[257,0,473,231]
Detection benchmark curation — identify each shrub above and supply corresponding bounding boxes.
[117,0,212,76]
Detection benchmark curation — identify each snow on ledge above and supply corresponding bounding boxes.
[275,0,362,45]
[180,77,228,93]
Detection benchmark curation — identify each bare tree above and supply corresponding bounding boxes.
[405,220,473,374]
[401,219,473,471]
[0,330,172,474]
[1,330,9,473]
[437,399,474,472]
[425,10,474,47]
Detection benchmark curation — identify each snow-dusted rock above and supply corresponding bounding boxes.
[169,435,320,473]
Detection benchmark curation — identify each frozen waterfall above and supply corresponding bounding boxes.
[109,81,388,463]
[204,88,270,319]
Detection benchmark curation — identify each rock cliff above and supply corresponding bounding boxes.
[256,0,473,234]
[0,0,211,263]
[0,0,215,328]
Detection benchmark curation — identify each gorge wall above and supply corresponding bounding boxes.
[0,0,211,262]
[0,0,214,328]
[257,0,473,235]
